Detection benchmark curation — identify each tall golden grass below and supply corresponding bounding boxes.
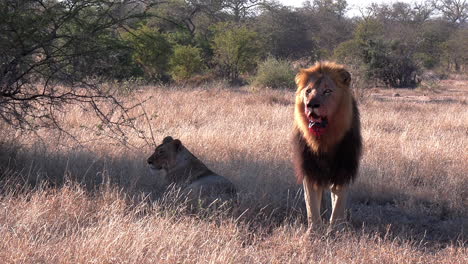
[0,79,466,263]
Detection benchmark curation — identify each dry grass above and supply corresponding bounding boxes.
[0,79,467,263]
[0,184,464,264]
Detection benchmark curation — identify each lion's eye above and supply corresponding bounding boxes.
[305,88,312,95]
[324,89,332,95]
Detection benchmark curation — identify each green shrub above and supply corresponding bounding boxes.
[340,20,420,88]
[123,25,172,80]
[333,39,362,65]
[169,45,204,82]
[251,57,295,89]
[211,22,261,82]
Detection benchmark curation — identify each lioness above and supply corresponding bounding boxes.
[292,61,362,231]
[147,136,237,200]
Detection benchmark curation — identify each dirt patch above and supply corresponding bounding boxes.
[369,79,468,104]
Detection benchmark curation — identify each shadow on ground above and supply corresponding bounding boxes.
[0,141,465,248]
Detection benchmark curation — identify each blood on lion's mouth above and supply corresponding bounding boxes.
[307,113,328,137]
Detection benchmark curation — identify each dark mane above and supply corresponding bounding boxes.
[292,99,362,186]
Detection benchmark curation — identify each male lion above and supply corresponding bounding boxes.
[292,61,362,231]
[147,136,237,200]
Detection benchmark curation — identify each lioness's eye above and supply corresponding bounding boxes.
[305,88,312,95]
[324,89,332,95]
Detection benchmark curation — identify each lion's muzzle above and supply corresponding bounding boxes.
[147,158,164,170]
[305,103,328,137]
[148,164,159,170]
[308,116,328,137]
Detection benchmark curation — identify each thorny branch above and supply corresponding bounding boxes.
[0,0,162,150]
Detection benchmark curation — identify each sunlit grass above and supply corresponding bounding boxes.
[0,79,466,263]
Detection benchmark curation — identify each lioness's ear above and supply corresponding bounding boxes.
[339,69,351,86]
[173,139,182,152]
[163,136,173,144]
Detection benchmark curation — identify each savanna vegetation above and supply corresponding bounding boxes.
[0,0,467,263]
[1,80,467,263]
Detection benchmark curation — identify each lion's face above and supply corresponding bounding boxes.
[294,62,353,152]
[295,62,352,138]
[147,136,181,173]
[300,75,343,137]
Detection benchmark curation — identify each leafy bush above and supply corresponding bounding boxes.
[338,20,420,88]
[169,45,204,82]
[333,39,362,65]
[123,25,172,80]
[362,39,419,88]
[211,22,261,82]
[0,0,146,130]
[251,57,295,89]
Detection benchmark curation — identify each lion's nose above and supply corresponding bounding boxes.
[307,102,320,109]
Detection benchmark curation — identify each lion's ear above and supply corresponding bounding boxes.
[295,70,306,86]
[339,69,351,86]
[173,139,182,152]
[163,136,174,144]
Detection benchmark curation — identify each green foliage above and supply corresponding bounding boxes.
[415,52,438,69]
[0,0,147,130]
[211,22,261,82]
[415,21,452,69]
[166,30,194,46]
[2,0,465,90]
[123,25,172,80]
[333,39,362,65]
[441,27,468,71]
[365,41,419,88]
[308,0,353,56]
[354,20,385,45]
[194,33,214,61]
[251,57,295,89]
[254,6,318,60]
[348,20,420,88]
[169,45,204,82]
[0,0,140,82]
[71,31,142,80]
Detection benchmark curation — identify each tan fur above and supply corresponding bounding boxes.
[292,61,362,231]
[294,61,353,153]
[147,136,237,200]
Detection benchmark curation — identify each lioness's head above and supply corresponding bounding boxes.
[147,136,182,172]
[294,61,354,151]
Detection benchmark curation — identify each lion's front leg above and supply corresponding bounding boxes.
[303,177,323,230]
[329,184,348,227]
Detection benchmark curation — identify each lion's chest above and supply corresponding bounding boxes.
[293,126,361,187]
[302,147,337,180]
